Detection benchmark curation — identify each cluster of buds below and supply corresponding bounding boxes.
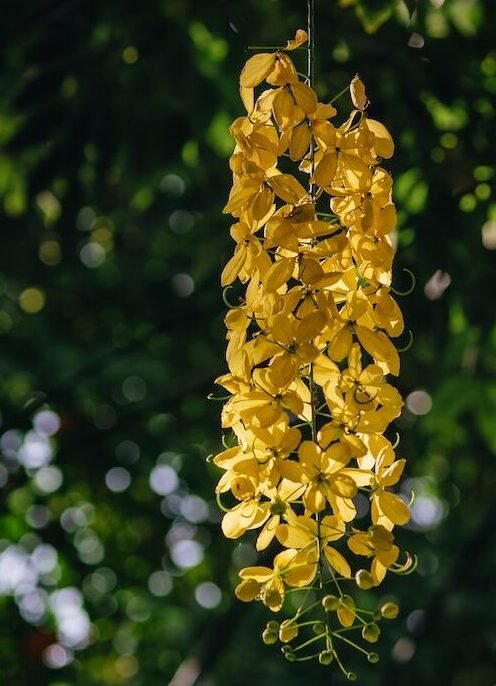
[214,28,414,675]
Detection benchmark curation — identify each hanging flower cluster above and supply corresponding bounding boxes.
[214,28,414,676]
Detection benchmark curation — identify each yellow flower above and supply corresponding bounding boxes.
[348,524,400,585]
[276,513,351,579]
[370,457,410,529]
[235,547,317,612]
[279,440,364,518]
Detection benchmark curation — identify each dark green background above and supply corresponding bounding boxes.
[0,1,495,684]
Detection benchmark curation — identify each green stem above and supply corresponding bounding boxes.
[330,84,349,104]
[334,631,370,657]
[307,0,315,88]
[247,45,307,51]
[307,0,315,195]
[292,632,325,653]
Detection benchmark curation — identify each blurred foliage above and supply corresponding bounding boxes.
[0,0,495,685]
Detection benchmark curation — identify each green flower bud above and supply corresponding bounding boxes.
[322,594,339,611]
[380,601,399,619]
[346,672,357,681]
[312,621,326,635]
[318,650,334,665]
[367,652,380,664]
[266,620,279,632]
[262,629,278,645]
[355,569,374,590]
[362,623,380,643]
[284,651,296,662]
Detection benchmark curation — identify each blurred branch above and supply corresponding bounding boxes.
[167,600,244,686]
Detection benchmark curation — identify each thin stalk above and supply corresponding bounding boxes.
[291,632,325,653]
[334,631,371,657]
[307,0,315,195]
[330,84,349,104]
[247,45,307,51]
[307,0,315,88]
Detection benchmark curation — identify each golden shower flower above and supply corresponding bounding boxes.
[215,24,414,675]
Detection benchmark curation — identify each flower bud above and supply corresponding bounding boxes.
[367,652,380,664]
[262,629,278,645]
[355,569,374,590]
[312,622,326,635]
[322,594,339,611]
[380,601,399,619]
[318,650,334,665]
[279,619,298,643]
[362,623,380,643]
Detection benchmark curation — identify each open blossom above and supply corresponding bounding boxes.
[215,27,413,671]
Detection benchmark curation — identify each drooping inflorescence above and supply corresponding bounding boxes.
[214,28,415,676]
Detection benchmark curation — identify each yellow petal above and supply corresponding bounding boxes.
[266,54,298,86]
[347,533,371,557]
[240,86,254,114]
[324,546,352,578]
[313,152,338,187]
[380,459,406,487]
[239,565,273,581]
[284,550,318,587]
[221,508,248,539]
[262,257,296,292]
[285,28,308,50]
[340,153,372,192]
[328,325,353,361]
[313,353,340,387]
[240,53,276,88]
[378,491,410,525]
[366,119,395,159]
[312,120,337,147]
[266,173,307,204]
[256,516,279,551]
[337,595,356,627]
[296,310,327,343]
[291,82,318,114]
[314,102,337,119]
[350,74,369,110]
[328,473,357,499]
[277,460,306,483]
[289,122,310,161]
[274,356,300,389]
[303,484,326,513]
[371,557,387,585]
[276,522,313,549]
[249,187,275,222]
[260,576,285,611]
[298,256,324,285]
[223,181,258,215]
[355,325,400,376]
[220,249,246,286]
[320,515,346,543]
[273,88,296,129]
[235,578,260,602]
